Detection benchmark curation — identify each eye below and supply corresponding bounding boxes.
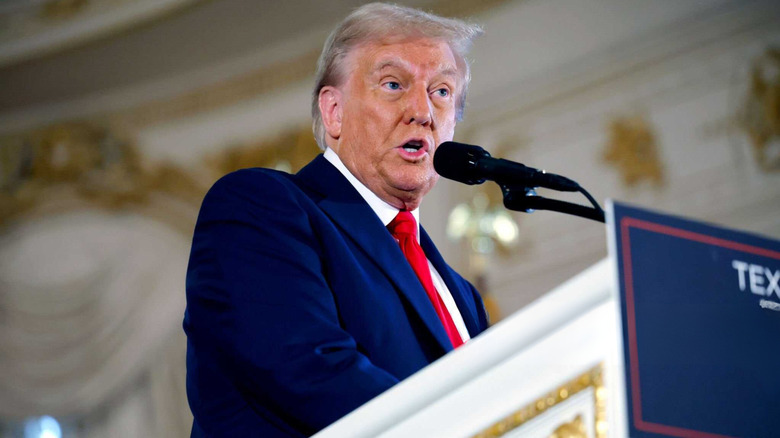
[433,88,450,98]
[383,81,401,90]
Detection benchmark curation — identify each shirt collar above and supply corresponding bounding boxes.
[323,148,420,231]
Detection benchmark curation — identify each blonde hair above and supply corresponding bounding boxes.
[311,2,483,150]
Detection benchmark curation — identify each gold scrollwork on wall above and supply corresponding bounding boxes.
[739,47,780,172]
[0,121,321,230]
[0,122,205,228]
[603,115,665,187]
[207,126,319,176]
[473,364,607,438]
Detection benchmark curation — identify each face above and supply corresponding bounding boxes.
[319,38,461,210]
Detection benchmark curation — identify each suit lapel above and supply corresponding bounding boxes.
[295,155,453,353]
[420,228,480,337]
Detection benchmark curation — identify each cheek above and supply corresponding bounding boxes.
[434,106,457,134]
[436,118,456,141]
[351,102,392,135]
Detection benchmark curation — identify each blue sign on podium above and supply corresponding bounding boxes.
[609,202,780,438]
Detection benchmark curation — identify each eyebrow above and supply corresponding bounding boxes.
[375,59,408,73]
[375,59,459,79]
[437,67,459,79]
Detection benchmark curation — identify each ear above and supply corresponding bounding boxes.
[318,86,343,141]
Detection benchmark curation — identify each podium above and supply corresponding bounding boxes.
[315,259,624,438]
[314,202,780,438]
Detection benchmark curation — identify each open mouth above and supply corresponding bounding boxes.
[401,140,424,153]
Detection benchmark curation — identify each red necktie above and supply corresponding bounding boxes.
[388,211,464,349]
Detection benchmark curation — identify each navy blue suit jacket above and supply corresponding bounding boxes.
[184,155,488,437]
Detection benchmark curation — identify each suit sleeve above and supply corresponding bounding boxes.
[185,170,398,434]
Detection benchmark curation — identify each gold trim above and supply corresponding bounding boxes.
[206,124,319,176]
[0,121,207,230]
[473,364,607,438]
[738,47,780,172]
[0,121,320,232]
[550,414,587,438]
[603,115,665,187]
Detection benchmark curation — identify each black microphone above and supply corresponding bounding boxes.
[433,141,580,192]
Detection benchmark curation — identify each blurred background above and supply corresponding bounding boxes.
[0,0,778,436]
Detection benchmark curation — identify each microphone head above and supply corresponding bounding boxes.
[433,141,491,185]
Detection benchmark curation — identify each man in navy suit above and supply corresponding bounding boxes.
[184,3,487,437]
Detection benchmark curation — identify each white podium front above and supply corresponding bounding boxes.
[314,259,627,438]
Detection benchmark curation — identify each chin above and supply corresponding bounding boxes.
[392,170,431,188]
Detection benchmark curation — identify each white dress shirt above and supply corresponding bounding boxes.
[324,148,470,342]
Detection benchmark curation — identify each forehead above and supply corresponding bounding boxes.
[348,37,461,78]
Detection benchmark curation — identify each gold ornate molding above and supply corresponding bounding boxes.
[739,47,780,172]
[0,122,205,230]
[473,364,607,438]
[550,414,587,438]
[207,125,319,176]
[0,121,320,232]
[603,115,665,187]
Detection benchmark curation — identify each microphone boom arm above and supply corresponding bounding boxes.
[500,184,606,223]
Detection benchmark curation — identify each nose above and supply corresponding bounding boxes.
[404,85,432,127]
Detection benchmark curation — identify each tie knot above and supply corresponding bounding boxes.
[387,211,417,238]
